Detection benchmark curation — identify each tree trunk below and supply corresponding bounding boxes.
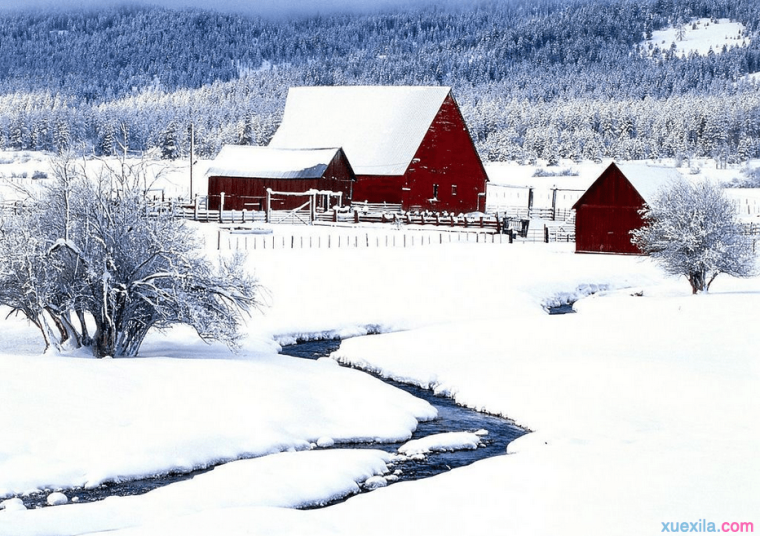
[76,309,93,347]
[93,321,116,358]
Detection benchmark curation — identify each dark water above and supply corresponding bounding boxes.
[12,339,526,510]
[548,302,576,315]
[281,339,527,485]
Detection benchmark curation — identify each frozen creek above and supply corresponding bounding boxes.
[15,339,526,510]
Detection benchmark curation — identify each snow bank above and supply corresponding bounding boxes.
[0,350,434,497]
[328,276,760,535]
[398,432,482,456]
[0,450,391,536]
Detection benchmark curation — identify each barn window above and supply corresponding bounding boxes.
[433,184,439,199]
[451,184,458,196]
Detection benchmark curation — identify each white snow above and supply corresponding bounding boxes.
[0,347,434,497]
[1,152,758,536]
[398,432,482,456]
[46,493,68,507]
[316,437,336,448]
[0,450,392,536]
[0,499,26,512]
[362,476,388,490]
[645,18,749,58]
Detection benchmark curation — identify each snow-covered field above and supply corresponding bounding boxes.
[645,18,749,58]
[1,152,759,535]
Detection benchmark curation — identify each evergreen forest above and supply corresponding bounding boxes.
[1,0,760,163]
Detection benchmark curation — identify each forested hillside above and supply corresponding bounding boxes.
[1,0,759,163]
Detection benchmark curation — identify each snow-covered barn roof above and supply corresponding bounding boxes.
[616,163,684,202]
[269,86,452,176]
[573,162,685,209]
[206,145,344,180]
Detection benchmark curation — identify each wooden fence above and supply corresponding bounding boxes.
[316,210,504,232]
[214,229,513,251]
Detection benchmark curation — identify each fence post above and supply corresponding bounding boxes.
[219,192,225,223]
[544,225,549,243]
[217,230,221,250]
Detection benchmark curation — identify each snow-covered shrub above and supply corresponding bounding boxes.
[0,156,259,357]
[631,180,756,294]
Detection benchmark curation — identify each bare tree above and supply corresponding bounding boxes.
[0,156,258,357]
[631,180,756,294]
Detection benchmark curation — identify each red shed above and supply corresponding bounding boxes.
[269,86,488,213]
[206,146,355,211]
[572,162,682,254]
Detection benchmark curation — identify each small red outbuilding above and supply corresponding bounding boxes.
[268,86,488,213]
[572,162,682,254]
[206,146,355,211]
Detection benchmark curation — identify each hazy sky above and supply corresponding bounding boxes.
[0,0,456,17]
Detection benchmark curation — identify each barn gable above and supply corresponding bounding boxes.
[573,162,683,254]
[269,86,451,176]
[268,86,487,213]
[403,93,489,212]
[206,146,355,211]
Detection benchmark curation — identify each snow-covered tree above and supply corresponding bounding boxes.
[631,180,756,294]
[0,157,259,357]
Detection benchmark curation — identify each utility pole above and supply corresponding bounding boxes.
[189,122,195,200]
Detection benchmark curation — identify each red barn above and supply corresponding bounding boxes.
[572,162,682,254]
[268,86,488,213]
[206,146,355,211]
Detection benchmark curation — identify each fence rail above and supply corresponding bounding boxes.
[214,230,511,251]
[351,201,403,213]
[486,205,575,222]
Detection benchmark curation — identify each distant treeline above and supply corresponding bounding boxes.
[0,0,759,162]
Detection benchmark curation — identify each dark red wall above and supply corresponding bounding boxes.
[402,94,488,213]
[353,175,405,205]
[351,93,487,213]
[574,163,646,254]
[208,150,354,211]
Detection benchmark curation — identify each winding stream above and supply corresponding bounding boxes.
[281,339,527,486]
[13,339,526,509]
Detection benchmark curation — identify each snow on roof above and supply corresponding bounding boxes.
[206,145,342,180]
[269,86,451,176]
[617,163,684,202]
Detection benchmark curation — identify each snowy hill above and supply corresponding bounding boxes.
[644,17,750,58]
